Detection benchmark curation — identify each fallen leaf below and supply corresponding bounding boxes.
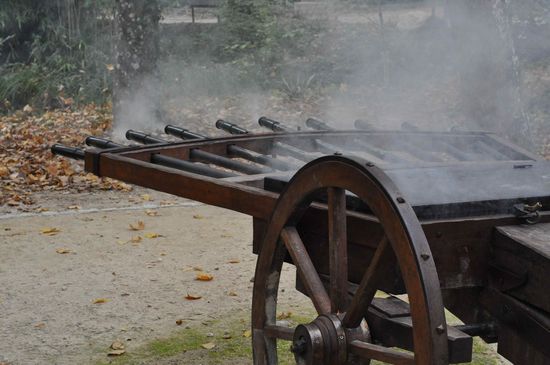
[93,298,109,304]
[34,322,46,329]
[105,64,115,71]
[201,342,216,349]
[141,194,152,201]
[67,205,81,210]
[227,259,240,264]
[243,330,252,338]
[145,209,159,217]
[196,273,214,281]
[130,236,142,244]
[222,333,232,339]
[184,293,202,300]
[129,221,145,231]
[0,166,9,177]
[107,349,125,356]
[144,232,162,239]
[192,214,204,219]
[55,248,71,254]
[277,311,292,320]
[176,319,184,325]
[110,340,125,350]
[41,227,61,235]
[227,291,238,297]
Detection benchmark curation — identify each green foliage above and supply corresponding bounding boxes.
[0,0,113,110]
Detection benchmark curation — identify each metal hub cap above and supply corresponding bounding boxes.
[291,314,348,365]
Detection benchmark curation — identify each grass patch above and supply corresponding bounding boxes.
[95,309,502,365]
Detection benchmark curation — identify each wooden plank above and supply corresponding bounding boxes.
[491,223,550,313]
[90,153,278,220]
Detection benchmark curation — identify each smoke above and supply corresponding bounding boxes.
[111,1,550,153]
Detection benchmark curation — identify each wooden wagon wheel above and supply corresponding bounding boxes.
[252,155,449,365]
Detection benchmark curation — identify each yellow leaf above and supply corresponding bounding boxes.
[227,291,238,297]
[141,194,152,201]
[55,248,71,254]
[130,236,142,244]
[277,311,292,320]
[105,64,115,71]
[107,349,125,356]
[201,342,216,349]
[242,330,252,338]
[196,273,214,281]
[184,293,202,300]
[110,340,125,350]
[67,205,81,210]
[129,221,145,231]
[227,259,240,264]
[192,214,204,219]
[41,227,60,235]
[144,232,162,239]
[0,166,9,177]
[93,298,109,304]
[145,210,159,217]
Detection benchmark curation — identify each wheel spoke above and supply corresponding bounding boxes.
[343,235,394,327]
[281,227,331,315]
[350,340,415,365]
[264,324,295,341]
[328,187,348,312]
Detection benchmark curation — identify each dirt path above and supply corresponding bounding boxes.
[0,190,295,365]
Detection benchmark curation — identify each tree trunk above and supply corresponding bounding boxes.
[113,0,162,130]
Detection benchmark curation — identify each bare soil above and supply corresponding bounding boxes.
[0,188,310,365]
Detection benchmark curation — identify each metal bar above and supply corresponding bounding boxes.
[151,154,235,178]
[216,119,249,135]
[87,136,235,178]
[258,116,293,132]
[306,117,332,131]
[86,136,121,149]
[164,125,207,140]
[126,130,166,144]
[165,124,291,170]
[51,144,85,160]
[127,129,270,175]
[306,117,403,163]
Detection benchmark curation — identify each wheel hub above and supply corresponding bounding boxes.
[292,314,368,365]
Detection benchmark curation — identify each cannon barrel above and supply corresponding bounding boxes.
[150,154,235,178]
[129,129,269,175]
[215,119,248,135]
[86,136,122,149]
[354,119,377,131]
[88,136,234,178]
[258,117,293,132]
[168,124,293,171]
[306,117,333,131]
[51,144,85,160]
[126,130,166,145]
[165,125,207,140]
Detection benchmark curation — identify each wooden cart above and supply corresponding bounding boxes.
[53,120,550,365]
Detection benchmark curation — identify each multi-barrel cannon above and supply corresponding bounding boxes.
[52,117,550,365]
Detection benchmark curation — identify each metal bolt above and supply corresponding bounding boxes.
[436,324,445,334]
[396,197,406,204]
[291,337,307,355]
[421,253,430,261]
